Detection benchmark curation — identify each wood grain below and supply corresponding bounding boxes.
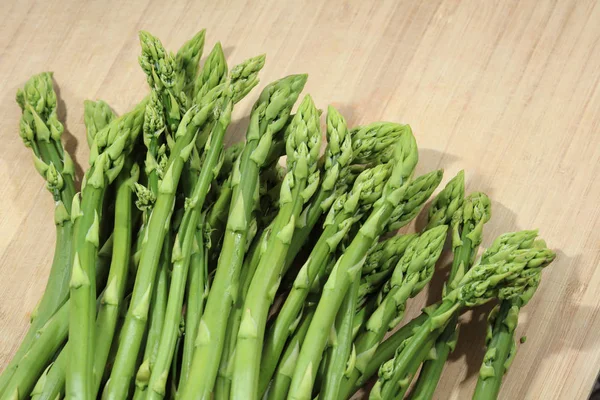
[1,0,599,399]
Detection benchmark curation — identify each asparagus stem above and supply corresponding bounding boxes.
[0,73,77,395]
[259,163,392,394]
[231,95,322,400]
[179,216,208,386]
[340,226,448,395]
[267,307,316,400]
[288,130,419,400]
[320,275,359,400]
[409,193,491,399]
[179,74,307,400]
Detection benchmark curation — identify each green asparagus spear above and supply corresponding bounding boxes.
[84,99,116,148]
[425,170,465,230]
[320,274,359,400]
[174,29,206,98]
[68,100,145,400]
[0,73,76,396]
[146,86,235,400]
[370,246,555,400]
[179,74,307,400]
[259,163,393,395]
[103,90,224,399]
[409,192,491,399]
[287,128,419,400]
[231,95,322,400]
[350,122,408,165]
[339,226,448,397]
[472,236,545,400]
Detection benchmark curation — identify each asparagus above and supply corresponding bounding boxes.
[338,226,448,397]
[472,235,544,400]
[370,246,556,400]
[145,85,235,400]
[319,275,359,400]
[259,163,393,395]
[409,192,491,399]
[179,74,307,400]
[174,29,206,98]
[283,106,352,270]
[425,170,465,230]
[350,122,408,165]
[139,31,182,133]
[0,73,76,396]
[103,91,224,399]
[179,214,209,386]
[357,234,418,309]
[84,100,116,148]
[67,99,145,400]
[230,95,322,399]
[287,129,419,400]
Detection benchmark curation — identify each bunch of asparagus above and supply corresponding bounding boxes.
[0,29,556,400]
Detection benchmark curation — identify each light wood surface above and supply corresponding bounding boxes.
[1,0,599,399]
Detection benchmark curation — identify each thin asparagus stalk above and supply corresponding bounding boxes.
[320,274,360,400]
[231,95,322,400]
[259,163,394,395]
[287,129,419,400]
[103,93,223,399]
[25,241,114,400]
[339,225,448,397]
[179,73,307,400]
[0,73,76,396]
[266,307,316,400]
[472,236,544,400]
[68,100,145,400]
[179,214,209,386]
[369,246,556,400]
[146,85,236,400]
[409,192,491,399]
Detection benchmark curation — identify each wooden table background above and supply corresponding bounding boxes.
[1,0,599,399]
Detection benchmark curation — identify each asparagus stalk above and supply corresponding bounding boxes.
[320,274,360,400]
[287,129,419,400]
[179,214,209,386]
[283,106,352,269]
[370,246,556,400]
[146,85,235,400]
[472,235,544,400]
[259,163,393,395]
[350,122,408,165]
[179,74,307,400]
[67,99,145,400]
[409,192,491,399]
[103,94,223,399]
[231,95,322,400]
[339,226,448,397]
[0,73,76,396]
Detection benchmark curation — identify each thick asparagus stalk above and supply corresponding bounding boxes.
[0,73,76,396]
[370,246,556,400]
[287,129,419,400]
[179,74,307,400]
[230,95,322,400]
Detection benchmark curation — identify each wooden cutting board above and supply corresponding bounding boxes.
[1,0,599,399]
